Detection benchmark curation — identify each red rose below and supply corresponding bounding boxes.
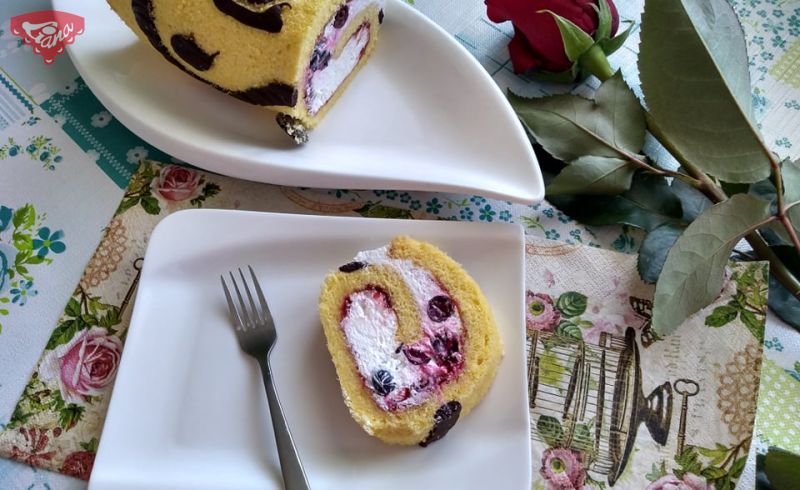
[153,165,202,201]
[60,450,95,480]
[486,0,620,75]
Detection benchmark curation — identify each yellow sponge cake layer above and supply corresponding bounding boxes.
[319,236,503,446]
[108,0,384,142]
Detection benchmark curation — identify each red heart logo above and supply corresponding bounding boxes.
[10,11,85,65]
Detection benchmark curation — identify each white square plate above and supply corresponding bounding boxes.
[91,210,531,490]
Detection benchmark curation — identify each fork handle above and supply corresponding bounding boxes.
[259,359,311,490]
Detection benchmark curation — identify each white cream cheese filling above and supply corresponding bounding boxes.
[340,245,465,411]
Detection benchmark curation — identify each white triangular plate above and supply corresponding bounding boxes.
[57,0,543,203]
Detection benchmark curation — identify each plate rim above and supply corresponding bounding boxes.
[91,208,532,489]
[56,0,545,204]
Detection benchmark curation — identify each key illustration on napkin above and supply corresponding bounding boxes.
[524,241,765,489]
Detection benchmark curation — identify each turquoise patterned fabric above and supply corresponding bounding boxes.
[40,79,172,189]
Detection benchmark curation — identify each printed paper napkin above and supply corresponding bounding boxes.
[0,161,767,488]
[524,241,766,490]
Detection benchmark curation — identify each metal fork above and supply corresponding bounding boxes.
[221,266,311,490]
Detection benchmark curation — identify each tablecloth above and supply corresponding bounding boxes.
[0,0,798,488]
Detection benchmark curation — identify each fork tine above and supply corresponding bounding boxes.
[229,271,252,328]
[239,268,260,324]
[249,265,271,325]
[220,275,244,331]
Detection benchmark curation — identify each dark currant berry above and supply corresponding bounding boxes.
[309,49,331,71]
[333,5,349,29]
[371,369,396,396]
[403,345,431,365]
[339,261,367,272]
[427,295,453,322]
[432,333,460,366]
[420,401,462,447]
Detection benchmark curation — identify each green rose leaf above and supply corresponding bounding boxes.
[509,72,646,162]
[536,415,564,447]
[704,305,739,327]
[783,159,800,241]
[765,447,800,489]
[769,275,800,330]
[638,223,686,284]
[549,173,684,231]
[639,0,770,183]
[653,194,771,335]
[556,292,588,317]
[547,156,636,196]
[555,320,583,340]
[782,159,800,203]
[671,178,712,221]
[766,245,800,330]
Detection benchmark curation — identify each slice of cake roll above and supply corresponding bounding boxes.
[108,0,385,143]
[319,236,503,446]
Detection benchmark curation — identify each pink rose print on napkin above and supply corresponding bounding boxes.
[526,292,561,332]
[539,448,586,490]
[41,327,122,403]
[153,165,202,202]
[645,473,711,490]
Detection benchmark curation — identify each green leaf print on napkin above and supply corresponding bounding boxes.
[704,263,768,342]
[536,415,564,448]
[0,204,67,333]
[555,291,587,317]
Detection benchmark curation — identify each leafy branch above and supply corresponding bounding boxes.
[511,0,800,334]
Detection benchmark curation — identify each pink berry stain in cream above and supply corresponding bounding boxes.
[305,0,383,115]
